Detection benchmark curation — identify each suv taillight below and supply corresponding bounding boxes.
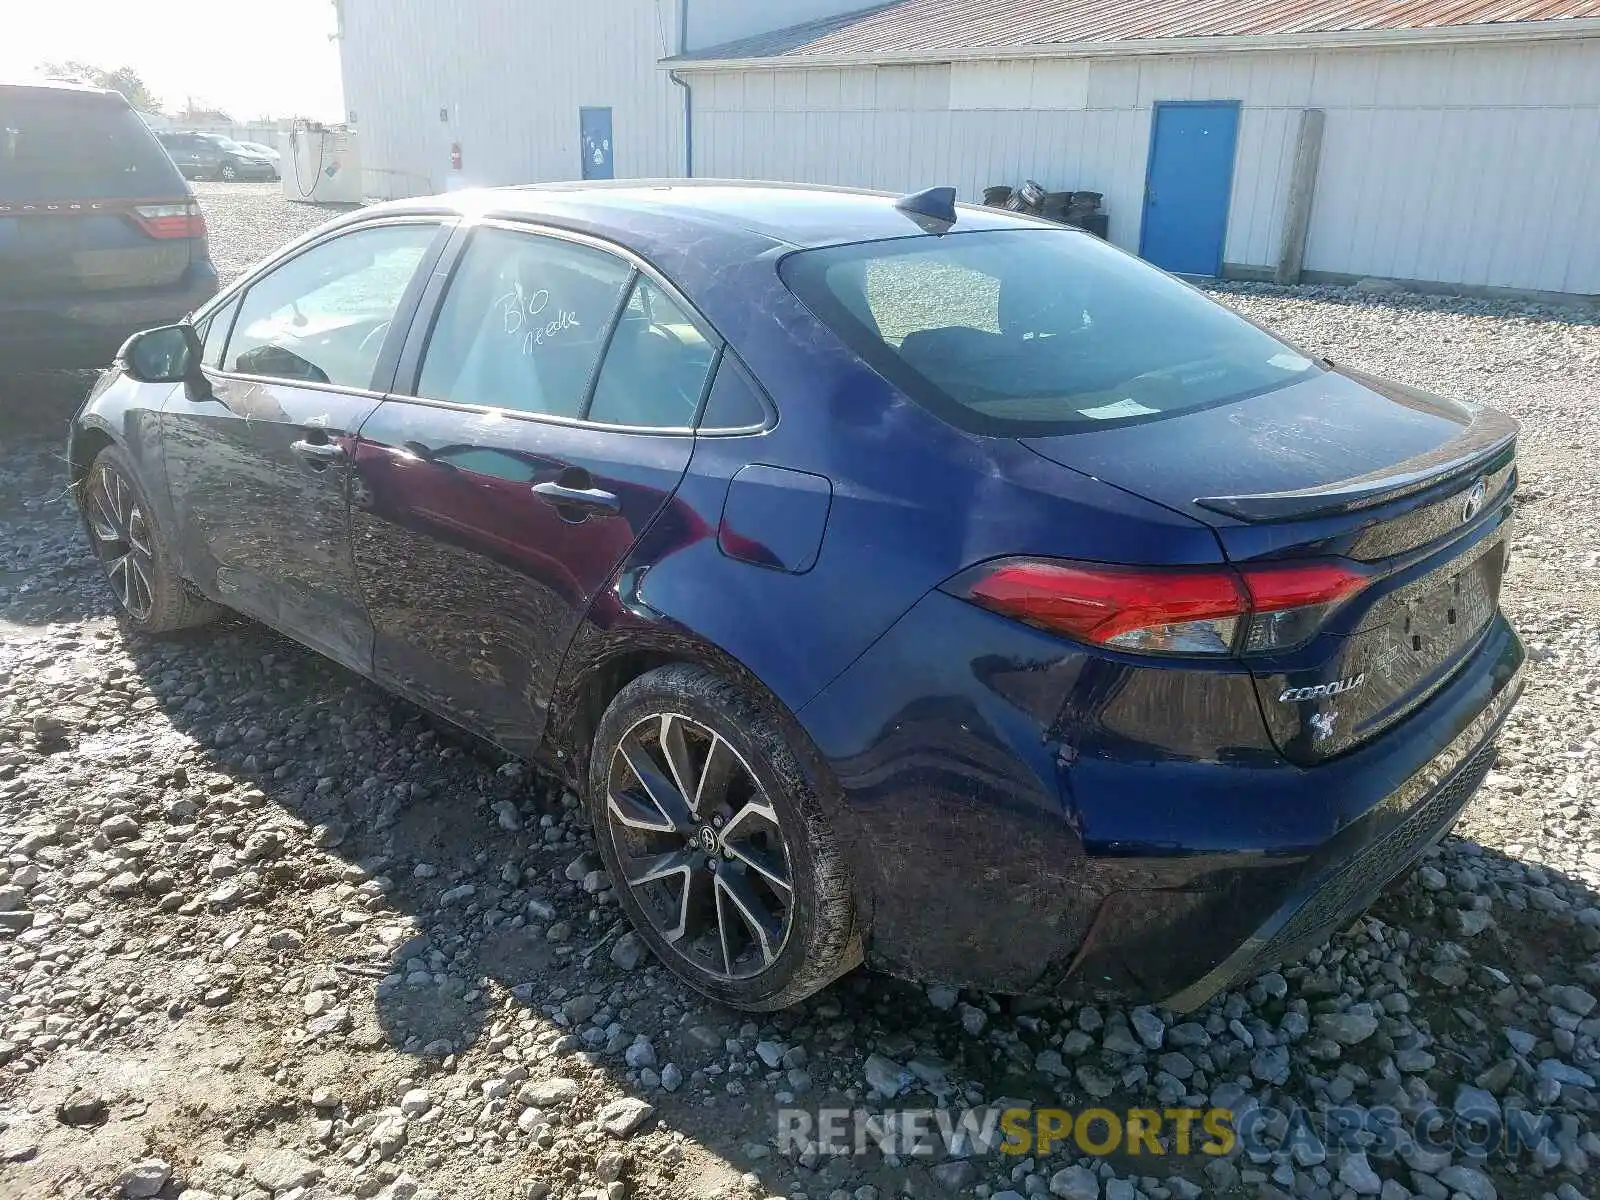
[130,201,206,239]
[945,558,1371,657]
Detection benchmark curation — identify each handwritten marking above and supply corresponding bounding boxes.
[495,281,581,355]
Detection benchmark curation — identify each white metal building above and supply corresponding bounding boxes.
[336,0,1600,298]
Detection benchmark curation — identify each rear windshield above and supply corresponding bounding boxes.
[0,89,183,201]
[779,228,1322,435]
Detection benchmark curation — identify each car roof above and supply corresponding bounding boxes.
[0,78,127,101]
[366,179,1058,257]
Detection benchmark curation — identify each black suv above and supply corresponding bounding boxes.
[1,81,218,370]
[154,130,278,181]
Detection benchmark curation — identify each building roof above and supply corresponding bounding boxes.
[673,0,1600,64]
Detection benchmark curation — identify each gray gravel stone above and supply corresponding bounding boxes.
[249,1149,320,1193]
[596,1097,655,1137]
[1340,1152,1382,1196]
[119,1160,171,1198]
[1050,1165,1099,1200]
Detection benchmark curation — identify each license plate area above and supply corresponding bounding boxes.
[1345,537,1506,724]
[13,216,81,256]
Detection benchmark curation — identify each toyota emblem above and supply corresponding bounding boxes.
[1461,478,1487,524]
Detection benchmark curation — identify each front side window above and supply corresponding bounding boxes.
[224,223,439,388]
[199,296,240,368]
[417,227,633,418]
[780,229,1322,435]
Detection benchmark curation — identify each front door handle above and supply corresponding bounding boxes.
[291,439,346,463]
[532,480,620,517]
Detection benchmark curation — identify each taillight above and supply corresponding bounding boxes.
[130,201,206,239]
[946,558,1370,657]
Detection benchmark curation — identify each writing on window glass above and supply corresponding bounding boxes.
[496,281,581,355]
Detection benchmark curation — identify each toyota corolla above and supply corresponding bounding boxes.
[68,182,1524,1011]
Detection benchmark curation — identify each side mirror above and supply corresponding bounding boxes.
[118,324,202,384]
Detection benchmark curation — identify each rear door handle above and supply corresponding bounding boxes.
[291,439,346,463]
[532,480,620,516]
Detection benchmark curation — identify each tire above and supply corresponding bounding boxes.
[219,160,238,181]
[588,663,861,1011]
[79,445,222,634]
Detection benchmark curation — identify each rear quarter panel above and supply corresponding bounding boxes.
[576,268,1229,724]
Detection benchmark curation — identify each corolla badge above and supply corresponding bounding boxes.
[1461,478,1488,523]
[1310,711,1339,742]
[1279,673,1366,703]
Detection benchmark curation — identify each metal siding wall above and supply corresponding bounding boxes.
[1300,43,1600,292]
[692,37,1600,294]
[339,0,684,198]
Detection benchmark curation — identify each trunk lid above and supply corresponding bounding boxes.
[1023,366,1517,764]
[1,85,196,298]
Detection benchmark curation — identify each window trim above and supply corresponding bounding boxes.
[200,215,452,396]
[397,217,731,437]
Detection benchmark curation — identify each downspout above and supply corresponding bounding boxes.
[669,0,693,177]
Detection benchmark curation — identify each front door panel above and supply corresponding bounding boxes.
[163,376,382,668]
[349,401,693,754]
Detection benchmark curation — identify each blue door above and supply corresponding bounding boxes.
[580,107,614,180]
[1139,101,1240,277]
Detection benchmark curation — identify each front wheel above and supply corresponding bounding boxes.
[219,160,238,181]
[588,664,860,1010]
[80,446,221,634]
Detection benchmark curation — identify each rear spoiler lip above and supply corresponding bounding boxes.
[1194,407,1519,523]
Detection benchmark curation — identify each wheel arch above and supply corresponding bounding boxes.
[545,619,879,936]
[69,423,116,487]
[547,622,785,785]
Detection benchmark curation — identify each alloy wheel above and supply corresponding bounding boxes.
[85,463,156,621]
[604,713,794,981]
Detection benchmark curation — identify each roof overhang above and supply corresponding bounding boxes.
[662,16,1600,72]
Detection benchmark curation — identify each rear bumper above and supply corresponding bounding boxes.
[1157,649,1520,1008]
[0,265,218,371]
[799,589,1525,1004]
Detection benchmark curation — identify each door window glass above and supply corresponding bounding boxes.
[416,227,633,418]
[225,223,438,388]
[588,277,716,428]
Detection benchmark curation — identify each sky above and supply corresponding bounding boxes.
[4,0,345,120]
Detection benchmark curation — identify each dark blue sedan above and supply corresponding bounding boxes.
[68,182,1524,1011]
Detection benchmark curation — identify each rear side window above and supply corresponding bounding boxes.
[417,227,633,418]
[0,89,182,201]
[780,228,1321,436]
[700,355,770,432]
[588,277,716,428]
[225,223,439,388]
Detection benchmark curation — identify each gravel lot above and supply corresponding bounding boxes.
[1,182,1598,1200]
